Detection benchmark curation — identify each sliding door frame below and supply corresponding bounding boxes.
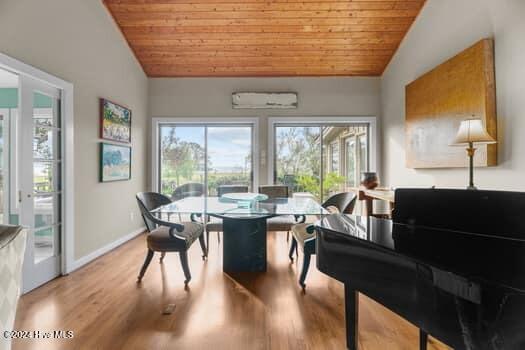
[267,116,378,189]
[0,52,75,274]
[151,117,260,193]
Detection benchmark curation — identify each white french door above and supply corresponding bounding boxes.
[19,75,62,292]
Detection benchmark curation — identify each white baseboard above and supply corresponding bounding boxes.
[68,227,145,273]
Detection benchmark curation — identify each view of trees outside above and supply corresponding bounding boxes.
[275,126,346,201]
[159,124,367,201]
[159,125,252,196]
[160,126,205,196]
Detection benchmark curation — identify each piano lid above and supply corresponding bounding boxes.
[317,214,525,293]
[392,188,525,240]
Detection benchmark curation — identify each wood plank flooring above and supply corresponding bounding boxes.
[14,231,450,350]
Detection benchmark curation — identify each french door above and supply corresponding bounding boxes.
[19,75,63,292]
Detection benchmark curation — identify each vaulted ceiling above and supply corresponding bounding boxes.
[104,0,425,77]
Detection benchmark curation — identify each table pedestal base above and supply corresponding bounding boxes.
[222,217,267,273]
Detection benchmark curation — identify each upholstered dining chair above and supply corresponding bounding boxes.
[171,182,204,201]
[136,192,206,286]
[258,185,299,241]
[289,192,357,289]
[171,182,205,221]
[205,185,249,249]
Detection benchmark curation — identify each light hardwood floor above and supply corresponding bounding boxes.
[14,231,449,350]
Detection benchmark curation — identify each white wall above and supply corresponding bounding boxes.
[0,0,149,259]
[149,77,381,185]
[381,0,525,190]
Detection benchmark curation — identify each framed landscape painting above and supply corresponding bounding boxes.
[100,98,131,143]
[100,143,131,182]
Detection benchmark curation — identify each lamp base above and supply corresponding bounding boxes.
[467,185,477,190]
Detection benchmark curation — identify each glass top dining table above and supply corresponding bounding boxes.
[151,195,328,273]
[151,196,329,218]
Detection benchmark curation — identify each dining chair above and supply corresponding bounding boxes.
[171,182,204,201]
[171,183,205,221]
[205,185,249,249]
[258,185,298,241]
[289,192,357,290]
[136,192,206,286]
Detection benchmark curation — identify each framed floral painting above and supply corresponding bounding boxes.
[100,98,131,143]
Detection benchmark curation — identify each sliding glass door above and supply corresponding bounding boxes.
[274,123,369,202]
[158,123,254,197]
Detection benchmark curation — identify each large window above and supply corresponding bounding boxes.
[273,122,370,202]
[157,122,254,197]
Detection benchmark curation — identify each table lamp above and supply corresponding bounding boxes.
[452,118,496,190]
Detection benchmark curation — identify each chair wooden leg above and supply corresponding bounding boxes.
[287,231,289,242]
[199,233,208,260]
[217,232,221,244]
[159,252,166,263]
[179,250,191,285]
[299,253,312,290]
[206,231,210,253]
[137,249,154,282]
[289,237,297,262]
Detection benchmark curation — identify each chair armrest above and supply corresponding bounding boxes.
[148,214,186,239]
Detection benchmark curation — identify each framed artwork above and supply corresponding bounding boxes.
[100,98,131,143]
[405,38,497,168]
[100,143,131,182]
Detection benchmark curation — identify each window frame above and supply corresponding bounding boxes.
[268,116,378,190]
[151,117,259,194]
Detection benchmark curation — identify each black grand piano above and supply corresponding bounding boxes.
[316,189,525,350]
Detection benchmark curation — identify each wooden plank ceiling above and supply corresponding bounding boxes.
[103,0,426,77]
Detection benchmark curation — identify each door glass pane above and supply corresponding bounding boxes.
[33,92,57,127]
[34,194,58,228]
[33,127,55,160]
[358,134,368,175]
[34,162,54,193]
[34,226,56,263]
[321,126,347,199]
[159,126,205,198]
[275,126,321,200]
[207,126,252,196]
[345,138,356,188]
[330,142,339,173]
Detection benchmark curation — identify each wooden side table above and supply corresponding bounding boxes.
[358,188,395,218]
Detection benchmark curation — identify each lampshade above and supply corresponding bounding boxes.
[452,118,496,145]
